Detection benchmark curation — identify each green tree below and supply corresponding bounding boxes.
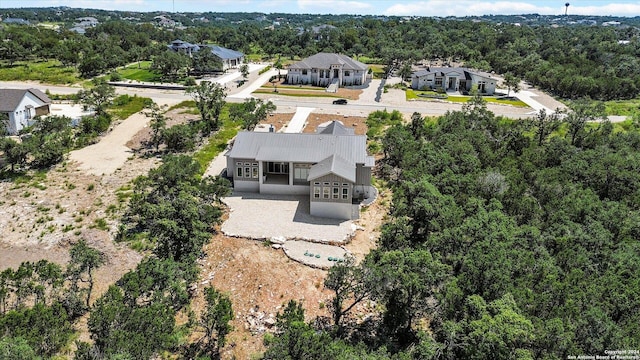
[66,240,105,309]
[186,81,227,134]
[324,257,371,333]
[192,47,223,74]
[198,287,234,357]
[151,50,188,80]
[0,336,40,360]
[0,137,29,172]
[503,72,521,97]
[145,103,167,151]
[564,99,606,147]
[240,63,249,80]
[77,78,116,117]
[162,124,195,152]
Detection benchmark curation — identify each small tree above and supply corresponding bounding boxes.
[0,138,29,172]
[66,239,105,309]
[324,257,371,334]
[503,72,521,97]
[145,103,167,151]
[186,81,227,134]
[240,64,249,80]
[77,79,116,117]
[199,287,234,357]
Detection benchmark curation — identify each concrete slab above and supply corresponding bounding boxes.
[282,240,350,269]
[221,192,356,244]
[283,107,315,133]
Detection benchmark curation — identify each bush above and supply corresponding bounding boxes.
[109,71,122,82]
[184,77,196,86]
[163,124,196,152]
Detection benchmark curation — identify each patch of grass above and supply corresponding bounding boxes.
[0,60,80,84]
[87,183,95,191]
[116,61,162,82]
[62,224,75,233]
[407,89,529,107]
[167,100,197,112]
[604,98,640,116]
[193,106,243,174]
[91,218,109,231]
[107,94,152,120]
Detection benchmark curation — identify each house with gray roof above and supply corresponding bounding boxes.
[286,53,368,89]
[0,89,51,134]
[411,67,497,95]
[225,121,374,220]
[168,39,244,70]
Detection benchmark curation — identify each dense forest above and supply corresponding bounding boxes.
[1,8,640,99]
[260,98,640,359]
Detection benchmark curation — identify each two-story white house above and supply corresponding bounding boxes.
[286,53,368,89]
[0,88,52,134]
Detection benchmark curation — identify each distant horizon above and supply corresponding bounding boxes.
[1,0,640,18]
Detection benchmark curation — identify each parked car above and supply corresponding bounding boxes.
[333,99,348,105]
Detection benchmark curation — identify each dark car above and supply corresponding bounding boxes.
[332,99,348,105]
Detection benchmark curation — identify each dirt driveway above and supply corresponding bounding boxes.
[68,112,150,176]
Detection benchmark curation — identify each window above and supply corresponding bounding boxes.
[342,188,349,199]
[323,182,330,185]
[333,182,339,186]
[344,71,350,76]
[294,164,310,181]
[435,78,443,86]
[314,187,321,199]
[252,167,258,178]
[302,69,308,75]
[314,182,320,185]
[342,183,349,187]
[244,167,251,177]
[236,167,243,177]
[323,187,330,199]
[333,187,339,199]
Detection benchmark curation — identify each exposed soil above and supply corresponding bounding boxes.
[259,112,367,135]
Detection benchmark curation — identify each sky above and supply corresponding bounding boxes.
[1,0,640,17]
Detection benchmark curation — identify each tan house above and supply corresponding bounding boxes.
[225,121,375,220]
[0,88,51,134]
[286,53,368,90]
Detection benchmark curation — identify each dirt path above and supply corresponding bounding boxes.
[69,112,150,176]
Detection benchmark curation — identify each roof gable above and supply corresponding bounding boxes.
[308,154,356,182]
[288,53,368,71]
[317,121,354,135]
[0,89,51,113]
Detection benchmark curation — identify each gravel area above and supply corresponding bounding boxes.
[282,240,350,269]
[221,192,357,244]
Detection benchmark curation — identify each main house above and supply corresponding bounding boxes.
[225,121,375,220]
[286,53,368,89]
[411,67,497,95]
[0,88,51,135]
[168,39,244,71]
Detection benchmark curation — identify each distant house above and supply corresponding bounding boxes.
[0,89,52,134]
[168,39,244,70]
[411,67,497,95]
[2,18,29,25]
[75,17,99,27]
[225,121,375,220]
[286,53,368,89]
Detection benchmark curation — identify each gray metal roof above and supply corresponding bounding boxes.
[412,67,493,80]
[206,45,244,60]
[226,131,370,166]
[288,53,368,71]
[307,154,355,182]
[317,121,354,135]
[0,89,51,112]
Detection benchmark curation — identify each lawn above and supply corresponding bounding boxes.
[0,60,80,84]
[406,89,530,107]
[116,61,162,82]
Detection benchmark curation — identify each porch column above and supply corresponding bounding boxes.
[289,162,294,186]
[258,161,264,190]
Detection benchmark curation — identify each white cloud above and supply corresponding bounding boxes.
[384,1,640,17]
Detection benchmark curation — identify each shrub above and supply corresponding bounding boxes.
[109,71,122,82]
[184,77,196,86]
